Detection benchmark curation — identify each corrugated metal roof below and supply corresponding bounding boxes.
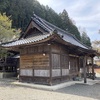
[2,34,51,47]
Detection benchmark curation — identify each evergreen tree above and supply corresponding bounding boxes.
[81,31,91,47]
[0,0,84,41]
[59,9,69,30]
[59,9,81,40]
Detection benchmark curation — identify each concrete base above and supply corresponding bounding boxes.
[13,81,76,91]
[0,72,17,78]
[12,78,100,91]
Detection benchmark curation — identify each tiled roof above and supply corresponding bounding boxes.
[32,14,89,49]
[2,34,51,47]
[2,14,89,50]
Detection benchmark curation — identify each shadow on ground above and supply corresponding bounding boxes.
[0,78,18,88]
[1,77,100,99]
[56,77,100,100]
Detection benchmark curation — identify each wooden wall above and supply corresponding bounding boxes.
[19,42,79,84]
[51,43,69,79]
[20,44,49,55]
[20,44,50,82]
[69,56,78,75]
[51,43,79,81]
[20,54,49,69]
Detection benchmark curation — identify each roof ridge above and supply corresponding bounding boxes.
[32,14,53,32]
[32,14,90,49]
[33,14,72,36]
[35,16,53,31]
[20,33,51,40]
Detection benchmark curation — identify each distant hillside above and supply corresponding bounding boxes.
[0,0,91,46]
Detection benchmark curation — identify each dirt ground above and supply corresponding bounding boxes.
[0,78,100,100]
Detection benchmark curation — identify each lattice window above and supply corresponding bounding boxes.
[61,55,69,68]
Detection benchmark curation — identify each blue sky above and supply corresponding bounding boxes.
[37,0,100,41]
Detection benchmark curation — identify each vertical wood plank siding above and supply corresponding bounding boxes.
[69,56,78,74]
[19,42,80,84]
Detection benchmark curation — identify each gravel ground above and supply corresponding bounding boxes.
[56,83,100,100]
[0,78,100,100]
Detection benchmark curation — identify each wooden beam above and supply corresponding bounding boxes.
[19,56,21,82]
[60,46,62,81]
[91,57,95,80]
[86,57,89,73]
[2,66,5,72]
[83,56,87,83]
[49,44,52,85]
[78,57,80,77]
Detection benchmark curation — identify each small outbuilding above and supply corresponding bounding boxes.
[2,14,98,85]
[0,50,19,78]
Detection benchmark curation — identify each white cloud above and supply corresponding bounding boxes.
[66,0,100,41]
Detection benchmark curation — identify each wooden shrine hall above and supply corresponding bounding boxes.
[2,14,98,85]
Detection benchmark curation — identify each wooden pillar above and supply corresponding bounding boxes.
[2,59,5,72]
[60,47,62,81]
[49,44,52,85]
[83,56,87,83]
[2,66,5,72]
[78,57,80,77]
[87,58,89,74]
[19,53,21,82]
[91,56,95,80]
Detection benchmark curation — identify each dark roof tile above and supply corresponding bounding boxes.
[2,34,51,47]
[2,14,89,50]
